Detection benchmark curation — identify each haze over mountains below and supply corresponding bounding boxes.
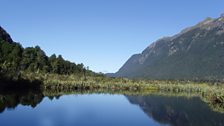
[111,14,224,81]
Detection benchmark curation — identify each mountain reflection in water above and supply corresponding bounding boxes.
[127,95,224,126]
[0,91,224,126]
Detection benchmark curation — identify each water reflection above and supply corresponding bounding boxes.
[0,91,44,113]
[0,93,159,126]
[0,91,224,126]
[127,95,224,126]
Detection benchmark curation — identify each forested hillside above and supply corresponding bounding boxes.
[0,26,94,80]
[113,15,224,81]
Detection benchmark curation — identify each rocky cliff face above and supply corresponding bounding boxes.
[113,15,224,80]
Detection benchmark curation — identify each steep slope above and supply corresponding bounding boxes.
[0,26,13,43]
[114,15,224,80]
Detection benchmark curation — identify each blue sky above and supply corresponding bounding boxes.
[0,0,224,73]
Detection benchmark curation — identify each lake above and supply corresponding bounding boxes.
[0,92,224,126]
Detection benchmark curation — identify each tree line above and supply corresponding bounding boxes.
[0,40,94,78]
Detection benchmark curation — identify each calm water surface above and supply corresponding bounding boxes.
[0,93,224,126]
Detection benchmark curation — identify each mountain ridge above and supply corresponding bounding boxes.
[111,14,224,81]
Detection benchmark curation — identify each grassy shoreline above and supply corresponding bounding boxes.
[20,72,224,92]
[1,72,224,112]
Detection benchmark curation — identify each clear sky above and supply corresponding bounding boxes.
[0,0,224,73]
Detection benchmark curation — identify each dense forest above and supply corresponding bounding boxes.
[0,26,95,81]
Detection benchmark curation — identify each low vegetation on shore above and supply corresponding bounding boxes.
[4,72,221,112]
[0,71,224,113]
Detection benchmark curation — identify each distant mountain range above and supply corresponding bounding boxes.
[110,14,224,81]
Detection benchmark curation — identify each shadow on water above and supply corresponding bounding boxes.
[126,95,224,126]
[0,77,43,92]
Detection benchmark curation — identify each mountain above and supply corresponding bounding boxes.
[112,14,224,81]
